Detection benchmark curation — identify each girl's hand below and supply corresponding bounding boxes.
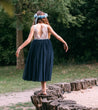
[63,43,68,52]
[16,48,21,58]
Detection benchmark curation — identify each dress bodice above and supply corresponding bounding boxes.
[33,24,48,40]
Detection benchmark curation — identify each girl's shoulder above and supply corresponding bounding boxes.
[30,24,38,29]
[39,23,48,27]
[30,24,51,30]
[42,24,52,29]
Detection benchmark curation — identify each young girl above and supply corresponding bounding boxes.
[16,11,68,95]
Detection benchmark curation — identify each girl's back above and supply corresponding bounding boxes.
[33,23,49,40]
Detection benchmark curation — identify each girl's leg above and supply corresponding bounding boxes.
[41,81,47,94]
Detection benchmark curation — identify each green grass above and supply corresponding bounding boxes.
[0,102,35,110]
[0,63,98,94]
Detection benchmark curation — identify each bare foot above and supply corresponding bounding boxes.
[38,90,47,95]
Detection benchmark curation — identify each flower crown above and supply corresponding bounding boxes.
[34,13,48,24]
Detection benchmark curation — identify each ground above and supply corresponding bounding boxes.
[0,86,98,109]
[0,64,98,109]
[64,86,98,108]
[0,88,40,107]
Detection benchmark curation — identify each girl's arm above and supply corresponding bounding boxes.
[16,26,34,58]
[48,25,68,52]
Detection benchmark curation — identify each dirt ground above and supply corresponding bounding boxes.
[0,86,98,108]
[64,86,98,108]
[0,88,40,107]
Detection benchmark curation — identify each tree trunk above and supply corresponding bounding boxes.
[16,16,24,69]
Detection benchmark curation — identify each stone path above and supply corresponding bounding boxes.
[0,86,98,108]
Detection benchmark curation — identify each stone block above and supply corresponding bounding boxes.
[55,82,71,93]
[80,79,88,89]
[31,78,98,110]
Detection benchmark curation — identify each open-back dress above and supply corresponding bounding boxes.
[23,23,54,81]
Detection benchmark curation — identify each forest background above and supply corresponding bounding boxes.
[0,0,97,68]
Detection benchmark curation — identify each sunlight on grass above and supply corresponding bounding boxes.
[0,64,98,93]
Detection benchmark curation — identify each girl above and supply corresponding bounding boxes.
[16,11,68,95]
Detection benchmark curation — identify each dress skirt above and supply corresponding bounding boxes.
[23,39,54,82]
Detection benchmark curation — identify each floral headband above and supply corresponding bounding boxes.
[34,13,48,24]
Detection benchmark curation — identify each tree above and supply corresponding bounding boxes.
[12,0,39,69]
[1,0,97,65]
[14,0,85,69]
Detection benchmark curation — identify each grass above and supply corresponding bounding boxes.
[0,63,98,110]
[0,63,98,94]
[0,102,35,110]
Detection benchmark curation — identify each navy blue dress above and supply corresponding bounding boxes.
[23,24,54,81]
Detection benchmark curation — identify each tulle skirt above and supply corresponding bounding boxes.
[23,39,54,82]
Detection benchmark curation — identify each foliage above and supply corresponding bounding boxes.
[0,0,14,16]
[0,0,98,65]
[49,0,98,63]
[67,0,98,62]
[0,11,16,65]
